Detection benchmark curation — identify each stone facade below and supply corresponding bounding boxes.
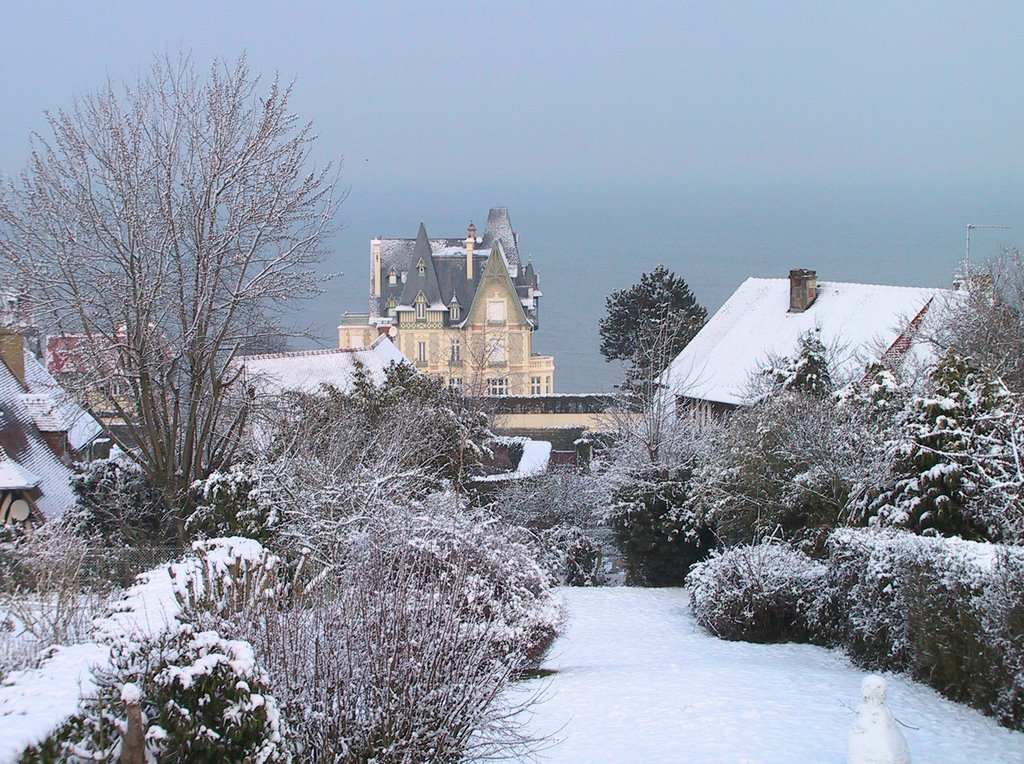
[339,208,555,396]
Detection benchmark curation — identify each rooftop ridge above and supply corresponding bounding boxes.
[240,346,369,362]
[744,276,947,292]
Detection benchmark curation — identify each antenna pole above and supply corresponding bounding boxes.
[965,224,1011,269]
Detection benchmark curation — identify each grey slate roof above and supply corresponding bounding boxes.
[479,207,521,269]
[0,350,95,520]
[370,206,544,323]
[398,224,446,308]
[370,208,530,319]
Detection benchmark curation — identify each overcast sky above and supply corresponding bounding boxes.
[2,2,1022,389]
[2,2,1021,190]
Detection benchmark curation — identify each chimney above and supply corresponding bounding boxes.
[466,222,476,280]
[789,269,817,313]
[372,238,382,298]
[0,328,25,387]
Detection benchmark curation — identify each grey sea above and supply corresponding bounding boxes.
[299,178,1023,394]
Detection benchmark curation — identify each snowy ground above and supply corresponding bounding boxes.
[505,588,1024,764]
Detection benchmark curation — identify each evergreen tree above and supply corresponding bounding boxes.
[599,265,707,381]
[870,349,1015,540]
[609,466,716,586]
[769,331,833,398]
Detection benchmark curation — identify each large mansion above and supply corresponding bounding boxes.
[338,208,556,396]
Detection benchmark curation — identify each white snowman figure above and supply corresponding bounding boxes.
[848,675,911,764]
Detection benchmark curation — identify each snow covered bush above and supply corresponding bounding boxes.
[355,494,561,665]
[609,466,715,586]
[865,350,1021,541]
[24,623,287,762]
[764,330,833,399]
[687,541,828,643]
[0,523,111,679]
[188,462,283,544]
[68,456,175,547]
[172,536,282,620]
[690,388,881,553]
[826,528,1024,728]
[492,469,611,585]
[228,497,557,763]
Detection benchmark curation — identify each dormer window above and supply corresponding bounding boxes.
[449,299,461,322]
[386,297,397,317]
[388,268,398,286]
[415,293,427,320]
[417,258,426,277]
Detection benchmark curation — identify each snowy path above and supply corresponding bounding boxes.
[505,587,1024,763]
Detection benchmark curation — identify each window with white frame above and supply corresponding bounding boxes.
[450,338,461,364]
[546,376,551,393]
[417,258,426,276]
[487,299,506,324]
[415,294,427,320]
[386,297,397,316]
[417,341,427,363]
[449,377,463,390]
[449,300,460,321]
[388,268,398,285]
[530,376,542,395]
[487,377,508,396]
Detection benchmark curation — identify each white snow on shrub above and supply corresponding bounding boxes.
[0,537,277,760]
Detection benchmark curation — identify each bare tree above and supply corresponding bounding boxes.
[0,53,341,539]
[934,250,1024,393]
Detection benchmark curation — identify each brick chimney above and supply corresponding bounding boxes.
[466,222,476,280]
[789,269,817,313]
[0,328,25,387]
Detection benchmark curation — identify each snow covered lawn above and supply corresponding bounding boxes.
[507,587,1024,763]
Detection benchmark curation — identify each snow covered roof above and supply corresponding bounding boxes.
[0,454,39,490]
[0,349,89,519]
[370,208,535,320]
[662,277,951,407]
[23,349,103,450]
[239,335,408,397]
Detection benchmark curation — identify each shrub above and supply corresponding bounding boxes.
[492,470,609,586]
[231,502,556,763]
[29,624,287,762]
[0,524,111,679]
[609,466,715,586]
[687,541,828,643]
[826,529,1024,728]
[172,536,283,621]
[188,464,283,545]
[68,457,175,547]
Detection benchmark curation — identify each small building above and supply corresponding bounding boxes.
[660,269,952,417]
[339,208,556,397]
[0,329,105,524]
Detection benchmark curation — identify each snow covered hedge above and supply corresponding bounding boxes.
[825,528,1024,728]
[687,541,827,643]
[688,529,1024,730]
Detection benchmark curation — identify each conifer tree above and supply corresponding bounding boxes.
[871,349,1014,540]
[599,265,706,381]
